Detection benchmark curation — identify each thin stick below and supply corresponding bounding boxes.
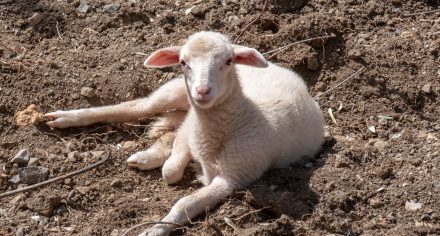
[314,66,365,100]
[121,221,185,236]
[402,9,440,17]
[0,41,15,53]
[264,34,336,59]
[234,0,269,44]
[0,152,110,199]
[56,21,63,40]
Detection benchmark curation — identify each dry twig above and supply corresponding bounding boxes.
[402,9,440,17]
[56,21,63,40]
[264,34,336,59]
[0,151,110,199]
[234,0,269,43]
[0,41,15,53]
[314,66,365,100]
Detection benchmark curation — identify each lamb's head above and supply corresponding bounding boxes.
[143,31,268,109]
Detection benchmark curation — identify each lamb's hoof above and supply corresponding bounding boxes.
[138,225,171,236]
[127,150,166,170]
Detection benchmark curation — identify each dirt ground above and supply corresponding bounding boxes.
[1,0,439,235]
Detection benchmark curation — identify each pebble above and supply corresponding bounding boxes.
[28,13,42,27]
[10,194,25,205]
[123,141,137,151]
[68,151,78,162]
[64,178,73,186]
[378,167,393,179]
[422,83,432,93]
[28,158,40,166]
[334,155,350,168]
[348,49,363,60]
[9,175,21,184]
[410,158,423,166]
[80,87,95,98]
[369,197,382,208]
[405,200,422,211]
[110,179,122,187]
[15,227,24,236]
[77,2,90,13]
[30,215,49,225]
[103,3,120,14]
[17,166,49,184]
[10,149,30,165]
[306,55,320,71]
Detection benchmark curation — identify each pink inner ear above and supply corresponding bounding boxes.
[144,46,181,68]
[233,46,268,68]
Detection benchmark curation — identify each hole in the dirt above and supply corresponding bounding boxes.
[259,18,279,34]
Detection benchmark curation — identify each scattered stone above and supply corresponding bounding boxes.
[30,215,49,225]
[10,149,30,165]
[67,151,78,162]
[378,167,393,179]
[334,154,350,168]
[306,55,320,71]
[15,227,24,236]
[123,141,137,151]
[405,201,422,211]
[28,158,40,166]
[373,140,388,154]
[77,2,90,13]
[17,166,49,184]
[422,83,432,93]
[28,13,42,27]
[410,158,423,166]
[26,195,61,216]
[10,194,26,205]
[9,175,21,184]
[102,3,120,14]
[110,179,122,187]
[64,178,73,186]
[369,197,382,208]
[110,229,121,236]
[14,104,45,127]
[75,186,91,195]
[348,49,363,60]
[80,86,95,98]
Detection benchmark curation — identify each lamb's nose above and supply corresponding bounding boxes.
[196,86,211,96]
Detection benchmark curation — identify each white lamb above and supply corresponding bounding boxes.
[45,31,325,236]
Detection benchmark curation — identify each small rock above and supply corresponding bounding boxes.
[410,158,423,166]
[67,151,78,162]
[348,49,363,60]
[26,195,61,216]
[10,194,26,205]
[373,140,388,154]
[80,86,95,98]
[17,166,49,184]
[75,186,90,194]
[103,3,120,13]
[123,141,137,151]
[422,83,432,93]
[334,155,350,168]
[77,2,90,13]
[9,175,21,184]
[14,104,45,126]
[10,149,30,165]
[64,178,73,186]
[369,197,382,208]
[405,201,422,211]
[30,215,49,225]
[28,158,40,166]
[15,227,24,236]
[110,179,122,187]
[28,13,42,27]
[306,55,320,71]
[378,167,393,179]
[110,229,120,236]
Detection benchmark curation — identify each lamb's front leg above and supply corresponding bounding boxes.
[139,176,234,236]
[45,77,188,128]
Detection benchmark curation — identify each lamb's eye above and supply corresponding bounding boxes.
[180,60,186,66]
[226,58,232,66]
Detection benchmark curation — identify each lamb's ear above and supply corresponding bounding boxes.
[232,45,268,68]
[144,46,181,68]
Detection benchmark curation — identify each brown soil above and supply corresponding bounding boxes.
[1,0,439,235]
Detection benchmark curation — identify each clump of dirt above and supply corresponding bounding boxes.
[1,0,439,235]
[14,104,45,127]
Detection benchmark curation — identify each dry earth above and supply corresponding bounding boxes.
[0,0,439,235]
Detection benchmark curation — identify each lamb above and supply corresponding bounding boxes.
[45,31,325,236]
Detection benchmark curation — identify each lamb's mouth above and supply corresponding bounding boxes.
[195,98,210,105]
